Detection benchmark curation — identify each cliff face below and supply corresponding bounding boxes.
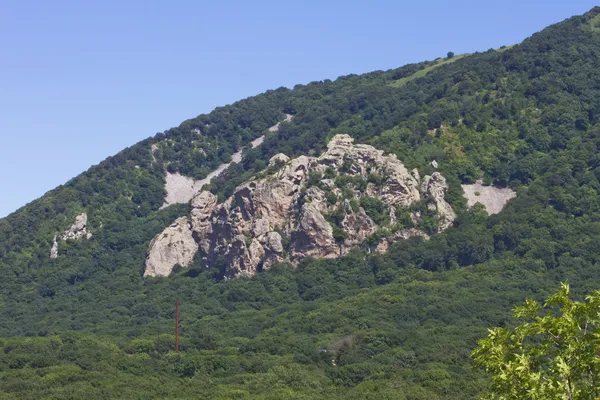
[144,135,455,278]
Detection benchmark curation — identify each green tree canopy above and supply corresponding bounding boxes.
[472,283,600,400]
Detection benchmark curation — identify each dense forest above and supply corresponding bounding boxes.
[3,7,600,399]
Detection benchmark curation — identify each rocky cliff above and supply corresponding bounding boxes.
[144,135,455,278]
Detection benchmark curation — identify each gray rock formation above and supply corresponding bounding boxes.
[144,217,198,277]
[421,173,456,232]
[63,213,91,240]
[291,202,339,260]
[144,134,456,278]
[50,213,92,258]
[50,236,58,259]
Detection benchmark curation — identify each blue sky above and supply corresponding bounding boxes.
[0,0,597,218]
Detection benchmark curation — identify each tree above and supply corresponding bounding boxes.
[447,51,455,59]
[472,283,600,400]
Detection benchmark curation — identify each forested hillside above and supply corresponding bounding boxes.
[2,7,600,399]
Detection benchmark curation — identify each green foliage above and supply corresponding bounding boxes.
[473,283,600,399]
[359,196,389,225]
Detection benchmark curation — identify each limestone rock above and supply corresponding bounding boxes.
[50,213,92,258]
[320,135,421,207]
[144,134,456,278]
[340,200,377,250]
[190,191,218,254]
[291,203,339,260]
[50,236,58,259]
[144,217,197,277]
[422,173,456,231]
[63,213,91,240]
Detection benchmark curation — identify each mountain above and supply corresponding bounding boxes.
[3,7,600,399]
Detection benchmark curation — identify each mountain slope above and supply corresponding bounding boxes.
[2,7,600,399]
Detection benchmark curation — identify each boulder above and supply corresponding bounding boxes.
[144,217,197,277]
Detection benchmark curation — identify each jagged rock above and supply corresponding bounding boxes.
[243,239,265,276]
[305,187,329,214]
[144,217,197,277]
[431,160,438,169]
[190,191,218,255]
[144,134,455,278]
[221,235,267,278]
[340,200,377,250]
[422,173,456,231]
[63,213,91,240]
[263,231,284,254]
[319,135,421,206]
[50,236,58,259]
[291,203,339,260]
[366,183,378,197]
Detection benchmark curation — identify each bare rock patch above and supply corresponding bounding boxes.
[462,180,516,214]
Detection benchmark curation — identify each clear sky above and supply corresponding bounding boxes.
[0,0,597,218]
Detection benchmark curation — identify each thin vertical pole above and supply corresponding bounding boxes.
[175,300,179,353]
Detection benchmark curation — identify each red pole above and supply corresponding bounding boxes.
[175,300,179,353]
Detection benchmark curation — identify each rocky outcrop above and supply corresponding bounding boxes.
[145,134,456,278]
[50,213,92,258]
[340,200,377,250]
[144,217,198,277]
[63,213,92,240]
[421,173,456,231]
[50,236,58,259]
[291,203,339,260]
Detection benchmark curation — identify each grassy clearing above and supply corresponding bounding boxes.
[389,54,466,88]
[590,13,600,32]
[389,45,514,89]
